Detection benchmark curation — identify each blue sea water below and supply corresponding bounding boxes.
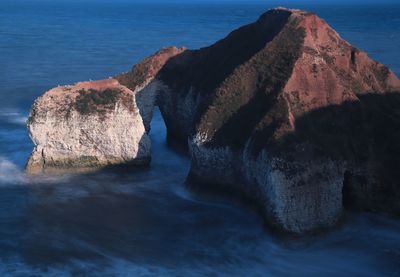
[0,0,400,275]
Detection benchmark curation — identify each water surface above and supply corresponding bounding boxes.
[0,1,399,275]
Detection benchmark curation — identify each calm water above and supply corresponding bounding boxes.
[0,1,400,276]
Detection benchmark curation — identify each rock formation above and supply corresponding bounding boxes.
[155,8,400,233]
[27,79,150,173]
[27,47,184,173]
[27,8,400,234]
[116,47,186,131]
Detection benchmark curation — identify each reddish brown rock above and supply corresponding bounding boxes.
[156,8,400,233]
[116,47,186,131]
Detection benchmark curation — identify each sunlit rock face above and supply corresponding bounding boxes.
[116,46,186,132]
[27,47,185,174]
[156,8,400,233]
[26,79,150,174]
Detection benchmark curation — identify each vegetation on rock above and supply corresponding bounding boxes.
[75,88,120,115]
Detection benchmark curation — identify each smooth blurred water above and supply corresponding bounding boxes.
[0,1,399,276]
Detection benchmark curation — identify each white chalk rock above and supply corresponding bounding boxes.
[27,79,150,173]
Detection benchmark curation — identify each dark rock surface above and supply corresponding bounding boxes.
[154,8,400,233]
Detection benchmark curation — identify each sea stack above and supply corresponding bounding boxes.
[156,8,400,233]
[27,79,150,173]
[27,47,185,173]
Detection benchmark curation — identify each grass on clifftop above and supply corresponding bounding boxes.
[202,24,305,155]
[75,88,120,116]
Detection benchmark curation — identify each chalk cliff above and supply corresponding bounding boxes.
[27,79,150,173]
[27,8,400,234]
[156,8,400,233]
[27,47,184,173]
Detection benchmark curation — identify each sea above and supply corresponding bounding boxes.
[0,0,399,276]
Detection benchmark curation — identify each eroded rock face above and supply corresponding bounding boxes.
[27,47,184,174]
[157,8,400,233]
[116,47,186,132]
[27,79,150,173]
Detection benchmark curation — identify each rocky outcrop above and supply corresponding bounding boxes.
[27,47,184,173]
[26,8,400,234]
[116,47,186,131]
[27,79,150,173]
[156,8,400,233]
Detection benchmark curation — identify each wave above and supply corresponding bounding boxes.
[0,156,73,186]
[0,109,27,126]
[0,157,26,185]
